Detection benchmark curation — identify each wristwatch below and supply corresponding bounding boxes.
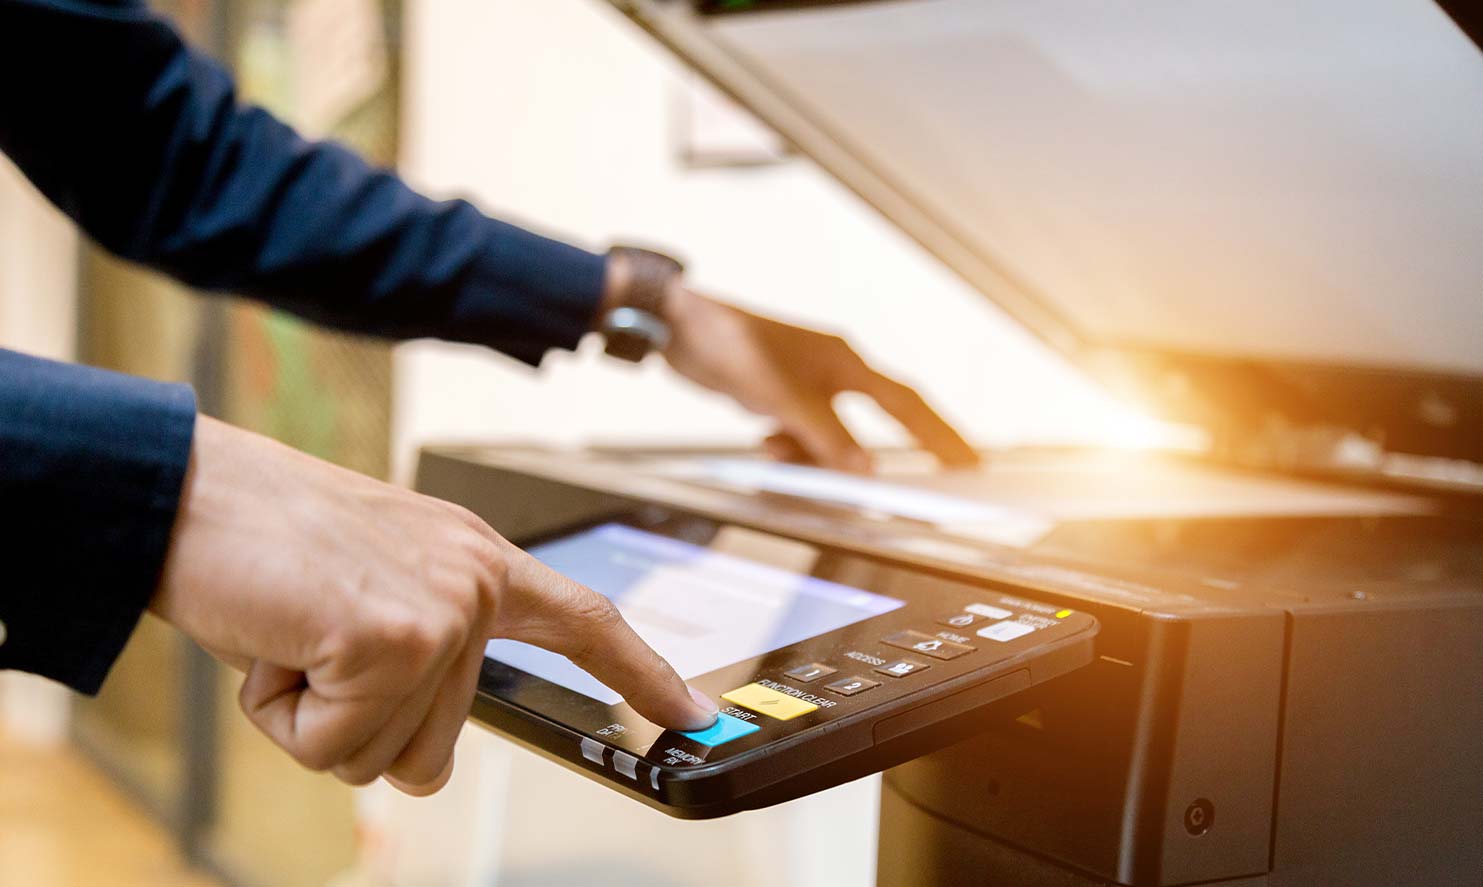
[600,245,685,362]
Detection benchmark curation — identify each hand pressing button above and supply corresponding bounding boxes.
[679,713,760,747]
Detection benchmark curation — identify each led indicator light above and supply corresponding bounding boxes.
[1055,609,1072,619]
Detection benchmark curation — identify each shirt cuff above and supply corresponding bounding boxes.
[0,350,196,694]
[448,218,608,366]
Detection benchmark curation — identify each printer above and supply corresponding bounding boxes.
[416,2,1483,885]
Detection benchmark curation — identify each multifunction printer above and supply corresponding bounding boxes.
[417,2,1483,884]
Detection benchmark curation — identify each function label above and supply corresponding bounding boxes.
[965,603,1013,620]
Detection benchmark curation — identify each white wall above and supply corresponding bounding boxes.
[390,0,1167,483]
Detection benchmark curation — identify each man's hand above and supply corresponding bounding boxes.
[151,416,718,796]
[661,288,981,472]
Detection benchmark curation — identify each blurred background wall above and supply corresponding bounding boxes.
[0,161,75,363]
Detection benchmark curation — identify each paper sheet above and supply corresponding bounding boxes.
[657,455,1433,528]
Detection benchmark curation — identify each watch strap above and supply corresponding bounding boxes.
[608,245,685,318]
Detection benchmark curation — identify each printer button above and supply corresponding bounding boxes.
[613,751,640,780]
[723,683,819,720]
[964,603,1013,620]
[978,621,1037,643]
[678,712,761,746]
[883,629,975,660]
[824,676,881,697]
[579,738,606,765]
[937,612,984,629]
[784,662,837,683]
[876,658,930,679]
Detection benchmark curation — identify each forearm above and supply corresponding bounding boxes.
[0,349,196,692]
[0,0,604,365]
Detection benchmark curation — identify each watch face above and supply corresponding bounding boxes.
[602,307,671,362]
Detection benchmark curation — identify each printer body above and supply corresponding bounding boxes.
[417,446,1482,887]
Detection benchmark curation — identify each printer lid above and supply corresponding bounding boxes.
[612,1,1483,468]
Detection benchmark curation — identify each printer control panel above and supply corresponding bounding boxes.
[473,509,1095,813]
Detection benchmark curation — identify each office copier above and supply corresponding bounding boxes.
[416,2,1483,884]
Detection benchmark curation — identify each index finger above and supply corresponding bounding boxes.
[493,550,719,732]
[856,370,981,468]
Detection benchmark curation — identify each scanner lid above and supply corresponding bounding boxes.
[612,1,1483,468]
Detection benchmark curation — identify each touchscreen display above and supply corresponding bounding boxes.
[485,523,904,705]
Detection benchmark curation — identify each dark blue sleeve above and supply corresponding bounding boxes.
[0,348,197,694]
[0,0,606,365]
[0,0,613,691]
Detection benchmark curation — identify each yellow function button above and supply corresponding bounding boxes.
[722,683,819,721]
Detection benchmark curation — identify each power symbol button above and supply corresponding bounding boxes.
[1184,798,1215,836]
